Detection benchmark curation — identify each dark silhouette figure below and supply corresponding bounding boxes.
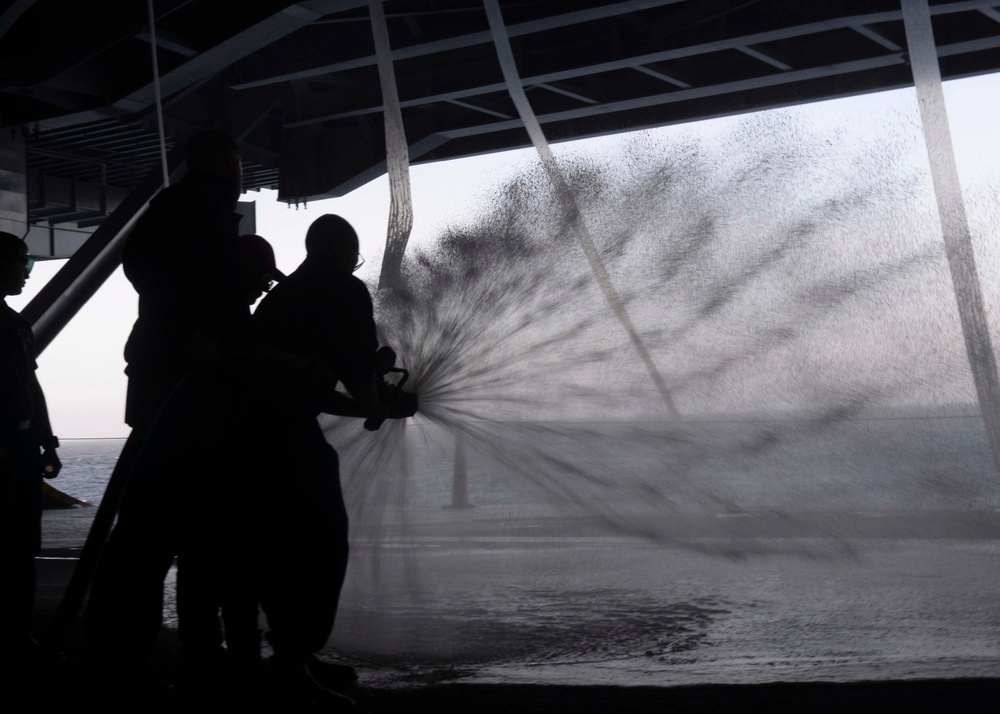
[180,225,414,710]
[171,234,286,698]
[230,214,416,709]
[0,232,61,688]
[84,130,250,698]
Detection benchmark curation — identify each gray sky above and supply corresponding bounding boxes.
[7,73,999,438]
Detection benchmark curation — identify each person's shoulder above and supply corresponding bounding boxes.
[128,184,193,238]
[0,302,31,333]
[344,273,373,295]
[146,180,196,210]
[146,174,226,215]
[331,273,374,310]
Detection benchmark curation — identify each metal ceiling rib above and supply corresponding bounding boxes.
[3,0,1000,229]
[230,0,690,90]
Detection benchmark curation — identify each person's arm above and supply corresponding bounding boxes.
[340,373,389,425]
[334,279,390,424]
[319,386,368,418]
[31,375,61,478]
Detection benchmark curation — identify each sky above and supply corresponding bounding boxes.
[5,72,999,438]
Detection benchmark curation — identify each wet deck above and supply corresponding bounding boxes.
[23,507,1000,713]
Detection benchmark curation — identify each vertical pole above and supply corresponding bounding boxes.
[446,433,472,509]
[901,0,1000,477]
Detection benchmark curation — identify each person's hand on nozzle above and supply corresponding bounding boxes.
[363,386,417,430]
[387,390,418,419]
[363,403,390,432]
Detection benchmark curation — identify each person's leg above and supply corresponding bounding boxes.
[84,396,193,674]
[0,433,42,666]
[176,550,225,664]
[85,506,177,670]
[257,428,354,710]
[260,435,348,657]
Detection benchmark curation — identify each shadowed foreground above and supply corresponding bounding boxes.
[16,509,998,713]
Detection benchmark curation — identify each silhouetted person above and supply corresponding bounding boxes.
[121,129,249,430]
[239,214,416,709]
[173,234,286,699]
[0,232,61,688]
[85,129,250,698]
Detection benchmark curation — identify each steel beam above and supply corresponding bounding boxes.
[435,52,911,140]
[633,65,691,88]
[235,0,691,90]
[534,83,598,105]
[445,99,513,119]
[282,0,997,129]
[282,1,1000,131]
[851,23,904,51]
[737,45,793,71]
[256,0,999,99]
[981,7,1000,23]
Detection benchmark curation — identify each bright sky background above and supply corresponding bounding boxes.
[6,72,999,438]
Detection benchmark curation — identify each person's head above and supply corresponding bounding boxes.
[185,129,242,206]
[238,234,284,305]
[0,231,32,297]
[304,214,363,274]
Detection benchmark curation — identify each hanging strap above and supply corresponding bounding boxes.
[368,0,414,290]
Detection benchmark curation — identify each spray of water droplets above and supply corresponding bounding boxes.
[321,107,998,578]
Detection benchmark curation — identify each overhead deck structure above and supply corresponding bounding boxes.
[1,0,999,346]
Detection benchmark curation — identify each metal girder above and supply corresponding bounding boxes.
[134,29,198,58]
[633,65,691,88]
[279,0,1000,131]
[294,132,449,201]
[29,1,341,130]
[851,23,904,51]
[0,0,37,40]
[534,83,598,105]
[445,99,513,119]
[289,30,1000,151]
[736,45,793,71]
[434,51,911,141]
[232,0,691,90]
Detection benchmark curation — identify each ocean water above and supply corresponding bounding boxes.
[54,414,999,524]
[53,438,126,506]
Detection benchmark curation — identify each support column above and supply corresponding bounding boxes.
[444,433,473,509]
[902,0,1000,477]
